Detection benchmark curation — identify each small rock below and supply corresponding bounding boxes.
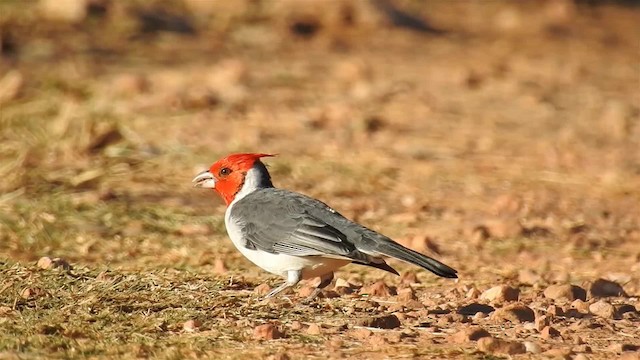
[573,345,591,353]
[619,352,640,360]
[524,341,542,354]
[297,286,316,298]
[37,257,53,269]
[39,0,87,23]
[543,348,573,358]
[540,325,560,339]
[213,258,227,275]
[290,321,303,331]
[571,299,590,313]
[334,278,352,289]
[480,285,520,302]
[306,323,321,335]
[573,354,589,360]
[535,314,550,331]
[466,287,481,299]
[254,283,272,296]
[458,303,495,316]
[0,70,24,105]
[607,343,640,353]
[253,323,283,340]
[183,319,201,332]
[543,284,587,301]
[351,328,372,339]
[367,334,388,346]
[492,304,535,323]
[356,314,401,329]
[473,312,487,320]
[37,257,72,271]
[477,337,526,355]
[589,278,627,298]
[396,287,417,302]
[589,300,616,319]
[518,269,542,285]
[399,271,420,284]
[360,280,396,297]
[547,304,564,317]
[449,326,491,343]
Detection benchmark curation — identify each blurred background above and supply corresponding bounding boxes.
[0,0,639,288]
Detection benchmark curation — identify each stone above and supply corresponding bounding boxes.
[0,70,24,105]
[589,278,627,298]
[524,341,542,354]
[254,283,272,296]
[399,271,420,284]
[493,304,535,323]
[466,287,482,299]
[213,258,227,275]
[449,326,491,343]
[480,285,520,302]
[477,337,526,355]
[540,325,560,339]
[571,299,590,313]
[458,303,495,316]
[183,319,201,332]
[543,348,574,358]
[356,315,401,329]
[306,323,321,335]
[543,284,587,301]
[360,281,396,297]
[253,324,283,340]
[589,300,616,319]
[396,287,417,302]
[535,314,550,331]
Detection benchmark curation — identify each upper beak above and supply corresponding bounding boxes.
[192,170,216,189]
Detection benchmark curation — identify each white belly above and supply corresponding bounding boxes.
[224,208,349,278]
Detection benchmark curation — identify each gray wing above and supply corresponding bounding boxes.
[230,189,362,259]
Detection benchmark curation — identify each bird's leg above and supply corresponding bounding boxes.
[304,272,334,303]
[264,270,302,299]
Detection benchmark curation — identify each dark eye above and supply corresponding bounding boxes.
[219,167,232,177]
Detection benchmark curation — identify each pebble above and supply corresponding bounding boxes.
[449,326,491,343]
[356,314,400,329]
[480,285,520,302]
[360,281,396,297]
[492,304,535,323]
[543,284,586,301]
[253,323,283,340]
[589,300,616,319]
[524,341,542,354]
[477,337,526,355]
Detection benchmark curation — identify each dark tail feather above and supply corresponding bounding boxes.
[378,242,458,278]
[352,260,400,276]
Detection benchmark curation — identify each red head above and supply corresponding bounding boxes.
[193,153,275,205]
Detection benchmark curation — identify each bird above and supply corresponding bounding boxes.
[193,153,458,300]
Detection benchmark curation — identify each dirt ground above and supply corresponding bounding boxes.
[0,0,639,359]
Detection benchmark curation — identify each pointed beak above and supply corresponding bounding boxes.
[192,170,216,189]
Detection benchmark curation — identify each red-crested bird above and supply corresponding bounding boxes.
[193,153,457,299]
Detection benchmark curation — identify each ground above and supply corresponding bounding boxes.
[0,0,639,359]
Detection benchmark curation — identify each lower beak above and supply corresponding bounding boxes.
[192,170,216,189]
